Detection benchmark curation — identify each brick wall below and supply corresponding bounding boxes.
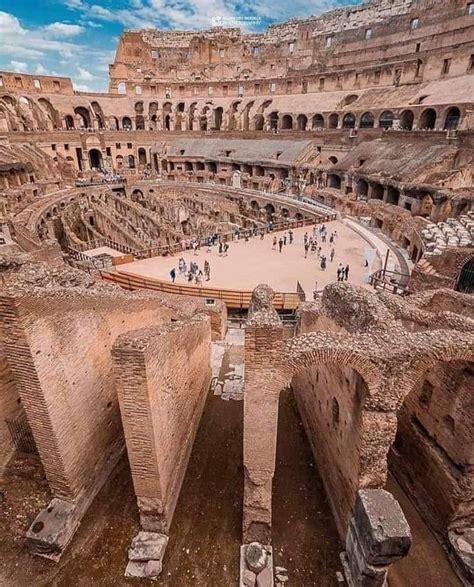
[112,314,211,532]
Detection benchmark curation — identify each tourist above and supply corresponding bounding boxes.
[337,263,344,281]
[329,233,334,245]
[330,248,335,262]
[304,232,308,245]
[321,255,327,271]
[204,260,210,281]
[195,270,203,285]
[289,229,293,244]
[278,238,283,253]
[283,232,287,246]
[224,242,229,256]
[170,268,176,283]
[345,264,350,280]
[219,242,223,256]
[304,242,309,258]
[272,236,277,250]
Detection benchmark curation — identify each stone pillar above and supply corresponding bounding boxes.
[341,489,411,586]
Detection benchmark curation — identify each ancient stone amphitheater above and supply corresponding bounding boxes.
[0,0,473,585]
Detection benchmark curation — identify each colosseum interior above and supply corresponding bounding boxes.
[0,0,473,585]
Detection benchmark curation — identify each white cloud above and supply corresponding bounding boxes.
[10,60,28,71]
[43,22,84,37]
[73,83,91,92]
[77,66,94,80]
[86,20,103,28]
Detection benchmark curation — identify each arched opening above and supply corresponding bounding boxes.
[386,185,400,206]
[419,108,437,130]
[399,110,414,130]
[131,189,143,202]
[91,101,105,129]
[254,114,264,131]
[371,183,384,200]
[264,203,275,220]
[282,115,293,130]
[65,115,75,130]
[250,200,260,211]
[342,112,356,128]
[88,149,103,170]
[455,257,474,293]
[138,147,147,166]
[254,166,264,177]
[122,116,132,130]
[136,115,145,130]
[165,114,171,131]
[379,110,395,129]
[359,112,374,128]
[443,107,461,130]
[74,106,91,129]
[208,162,217,173]
[327,174,341,189]
[296,114,308,131]
[269,112,279,131]
[355,178,369,198]
[128,155,135,169]
[215,107,223,130]
[312,114,324,129]
[328,156,338,165]
[109,116,120,130]
[135,101,144,114]
[117,82,126,94]
[328,113,339,129]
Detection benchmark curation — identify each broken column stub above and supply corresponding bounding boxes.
[240,542,274,587]
[342,489,411,586]
[125,531,169,580]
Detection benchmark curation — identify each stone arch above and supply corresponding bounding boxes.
[122,116,132,130]
[379,110,395,129]
[65,114,75,130]
[443,106,461,130]
[109,116,120,130]
[328,156,338,165]
[328,113,339,129]
[91,101,105,129]
[399,109,414,130]
[342,112,356,128]
[359,112,374,128]
[268,111,279,130]
[214,106,223,130]
[455,255,474,293]
[327,173,341,189]
[419,108,437,130]
[254,114,264,131]
[312,114,324,129]
[38,98,59,129]
[138,147,147,166]
[296,114,308,130]
[88,148,103,170]
[281,114,293,130]
[136,115,145,130]
[74,106,92,129]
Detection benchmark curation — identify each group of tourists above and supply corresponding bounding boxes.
[170,258,211,284]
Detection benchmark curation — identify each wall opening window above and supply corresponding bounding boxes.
[411,18,419,30]
[326,36,333,48]
[441,58,451,75]
[468,3,474,15]
[365,28,372,40]
[270,82,276,93]
[117,82,126,94]
[34,79,41,89]
[288,42,295,54]
[219,48,225,57]
[151,50,158,59]
[319,77,325,90]
[135,85,142,95]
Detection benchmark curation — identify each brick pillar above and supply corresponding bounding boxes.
[342,489,411,586]
[243,321,286,544]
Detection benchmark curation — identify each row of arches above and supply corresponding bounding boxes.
[275,107,461,131]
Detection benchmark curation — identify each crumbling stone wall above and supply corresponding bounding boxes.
[389,359,473,537]
[112,314,212,533]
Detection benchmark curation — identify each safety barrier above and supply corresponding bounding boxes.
[100,269,303,310]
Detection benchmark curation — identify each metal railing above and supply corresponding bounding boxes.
[369,268,411,295]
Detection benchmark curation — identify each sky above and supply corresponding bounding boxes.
[0,0,361,92]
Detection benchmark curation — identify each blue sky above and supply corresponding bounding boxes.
[0,0,361,92]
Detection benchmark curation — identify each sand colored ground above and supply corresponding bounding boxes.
[119,220,381,296]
